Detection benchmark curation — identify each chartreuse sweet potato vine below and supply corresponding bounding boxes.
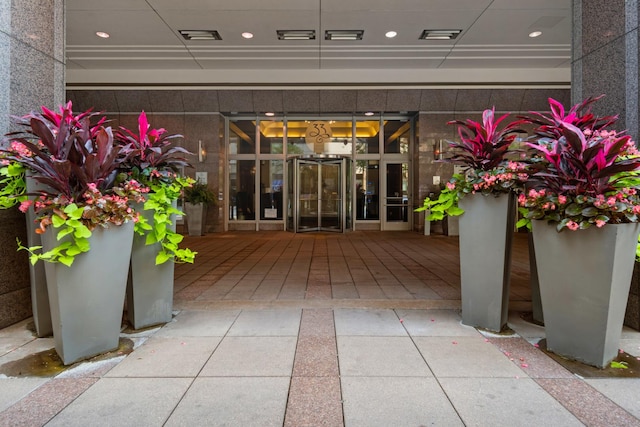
[134,174,196,265]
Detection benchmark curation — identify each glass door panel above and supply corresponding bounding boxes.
[383,162,410,230]
[298,161,319,230]
[320,161,341,231]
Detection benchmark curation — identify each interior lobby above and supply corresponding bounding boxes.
[2,1,640,425]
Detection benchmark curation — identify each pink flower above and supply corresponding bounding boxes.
[518,194,526,206]
[607,197,617,207]
[557,195,567,204]
[18,200,32,213]
[566,220,579,231]
[595,219,606,228]
[446,182,455,191]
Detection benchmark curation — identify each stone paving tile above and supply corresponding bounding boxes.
[292,335,339,377]
[341,377,463,426]
[0,337,55,365]
[284,377,343,427]
[0,378,97,427]
[536,378,640,427]
[154,310,239,337]
[106,337,221,378]
[227,309,301,336]
[0,378,48,412]
[396,309,480,337]
[487,336,574,379]
[334,309,406,336]
[440,377,583,427]
[338,336,432,377]
[45,378,192,427]
[586,378,640,420]
[414,336,525,378]
[200,336,296,377]
[166,377,290,427]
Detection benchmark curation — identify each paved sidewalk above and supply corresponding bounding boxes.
[1,232,639,426]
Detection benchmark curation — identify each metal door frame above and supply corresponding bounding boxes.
[381,160,411,231]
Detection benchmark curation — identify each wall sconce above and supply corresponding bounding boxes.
[198,140,207,163]
[433,139,443,160]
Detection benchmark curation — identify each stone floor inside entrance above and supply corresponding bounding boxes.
[1,231,640,426]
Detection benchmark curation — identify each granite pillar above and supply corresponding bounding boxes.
[0,0,65,329]
[572,0,638,141]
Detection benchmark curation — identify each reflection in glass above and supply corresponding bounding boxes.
[386,162,409,222]
[384,120,410,154]
[229,121,256,154]
[355,120,380,154]
[355,160,379,220]
[229,160,255,220]
[259,120,284,154]
[260,160,283,220]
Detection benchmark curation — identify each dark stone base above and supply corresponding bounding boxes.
[0,208,31,329]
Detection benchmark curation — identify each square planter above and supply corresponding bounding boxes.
[532,221,640,368]
[458,192,515,332]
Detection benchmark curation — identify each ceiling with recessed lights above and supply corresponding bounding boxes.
[65,0,572,87]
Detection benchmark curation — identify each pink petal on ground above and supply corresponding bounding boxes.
[521,363,529,368]
[399,318,404,323]
[452,341,458,345]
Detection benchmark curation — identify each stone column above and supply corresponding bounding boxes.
[0,0,65,329]
[572,0,638,141]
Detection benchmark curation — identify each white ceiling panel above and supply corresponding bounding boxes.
[64,0,573,86]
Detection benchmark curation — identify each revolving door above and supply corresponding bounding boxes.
[287,156,347,232]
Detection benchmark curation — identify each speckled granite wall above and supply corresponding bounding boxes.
[0,0,65,328]
[572,0,638,140]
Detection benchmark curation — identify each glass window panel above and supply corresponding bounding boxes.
[384,120,411,154]
[355,160,379,220]
[259,120,284,154]
[286,120,352,155]
[260,160,284,220]
[355,120,380,154]
[229,160,256,220]
[229,120,256,155]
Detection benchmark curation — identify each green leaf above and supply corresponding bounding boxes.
[447,206,465,216]
[58,256,74,267]
[75,237,91,252]
[581,207,598,217]
[565,203,582,216]
[611,361,628,369]
[52,215,66,228]
[155,251,172,265]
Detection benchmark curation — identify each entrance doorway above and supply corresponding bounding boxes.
[382,161,410,231]
[287,156,347,232]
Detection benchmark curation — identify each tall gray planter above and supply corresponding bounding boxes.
[126,199,176,329]
[458,192,515,332]
[43,222,134,365]
[184,202,207,236]
[527,233,544,325]
[25,174,52,337]
[532,221,640,368]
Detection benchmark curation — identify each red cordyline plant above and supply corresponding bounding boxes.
[518,96,640,232]
[0,102,147,265]
[417,108,528,220]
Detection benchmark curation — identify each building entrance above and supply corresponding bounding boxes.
[287,156,347,233]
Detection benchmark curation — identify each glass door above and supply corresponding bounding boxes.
[382,161,410,230]
[294,157,344,232]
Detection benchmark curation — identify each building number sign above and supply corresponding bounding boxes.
[305,121,332,154]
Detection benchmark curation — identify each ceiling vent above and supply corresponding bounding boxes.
[179,30,222,41]
[325,30,364,41]
[419,29,462,40]
[277,30,316,40]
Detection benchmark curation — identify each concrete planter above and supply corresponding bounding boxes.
[532,221,640,368]
[43,222,134,365]
[458,192,515,332]
[126,199,176,329]
[25,174,52,337]
[184,202,207,236]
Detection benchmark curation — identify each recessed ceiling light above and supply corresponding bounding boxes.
[364,112,375,116]
[277,30,316,40]
[265,112,275,117]
[95,31,110,39]
[385,31,397,38]
[242,32,254,39]
[419,30,462,40]
[179,30,222,40]
[325,30,364,41]
[529,30,543,38]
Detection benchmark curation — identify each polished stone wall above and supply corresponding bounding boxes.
[68,87,570,235]
[572,0,638,141]
[0,0,65,328]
